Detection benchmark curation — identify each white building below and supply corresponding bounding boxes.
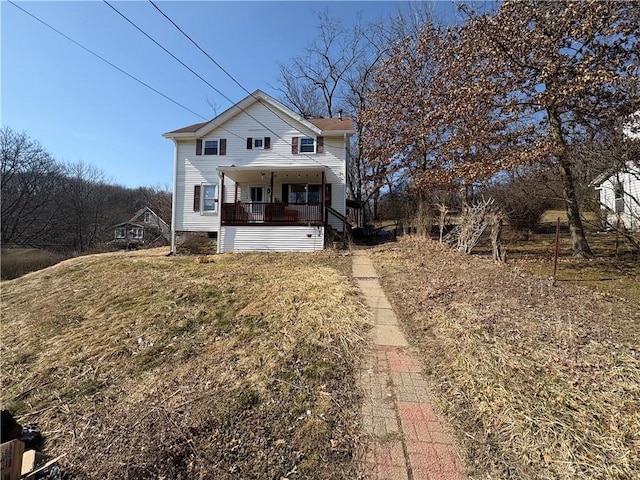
[163,90,354,252]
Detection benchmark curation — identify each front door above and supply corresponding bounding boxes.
[249,186,265,221]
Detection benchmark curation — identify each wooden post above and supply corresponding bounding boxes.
[552,216,560,285]
[270,172,274,203]
[321,170,326,226]
[220,172,225,220]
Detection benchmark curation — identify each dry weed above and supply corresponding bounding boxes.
[370,236,640,479]
[1,248,371,479]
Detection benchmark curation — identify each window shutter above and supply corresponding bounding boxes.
[282,184,289,203]
[246,138,253,149]
[193,185,201,211]
[324,183,332,207]
[264,137,271,149]
[196,139,202,156]
[292,137,298,154]
[316,136,324,154]
[220,138,227,155]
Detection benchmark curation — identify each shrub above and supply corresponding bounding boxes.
[1,248,67,280]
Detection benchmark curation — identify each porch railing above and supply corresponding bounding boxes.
[221,202,322,225]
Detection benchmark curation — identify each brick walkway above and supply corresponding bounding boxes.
[353,250,466,480]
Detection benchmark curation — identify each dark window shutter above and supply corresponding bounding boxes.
[246,138,253,149]
[220,138,227,155]
[196,139,202,156]
[292,137,298,154]
[193,185,201,211]
[282,184,289,203]
[324,183,332,207]
[264,137,271,149]
[316,136,324,154]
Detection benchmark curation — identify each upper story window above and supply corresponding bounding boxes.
[144,211,151,223]
[300,137,315,153]
[204,139,219,155]
[246,137,271,149]
[196,138,226,156]
[292,136,323,154]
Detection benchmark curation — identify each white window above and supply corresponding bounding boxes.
[144,211,151,223]
[116,228,126,239]
[204,139,219,155]
[203,185,217,212]
[300,137,315,153]
[253,138,264,149]
[132,228,144,239]
[287,184,321,205]
[614,182,625,213]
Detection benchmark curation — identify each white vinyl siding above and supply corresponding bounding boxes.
[219,226,324,252]
[598,164,640,232]
[173,99,349,240]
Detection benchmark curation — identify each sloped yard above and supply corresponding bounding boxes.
[369,237,640,479]
[1,248,371,479]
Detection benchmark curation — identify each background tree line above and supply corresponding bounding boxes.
[1,126,171,252]
[277,1,639,256]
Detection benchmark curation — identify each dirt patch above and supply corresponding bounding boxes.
[369,237,640,479]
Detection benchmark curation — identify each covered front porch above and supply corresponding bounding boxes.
[218,166,328,227]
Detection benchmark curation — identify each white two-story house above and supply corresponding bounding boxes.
[163,90,354,253]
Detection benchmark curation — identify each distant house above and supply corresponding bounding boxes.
[162,89,355,253]
[113,207,170,248]
[591,161,640,232]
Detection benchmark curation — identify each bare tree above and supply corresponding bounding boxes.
[1,127,64,245]
[59,161,108,251]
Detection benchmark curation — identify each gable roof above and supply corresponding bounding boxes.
[114,222,144,229]
[163,89,354,139]
[129,207,170,228]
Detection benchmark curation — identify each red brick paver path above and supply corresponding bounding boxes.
[354,250,466,480]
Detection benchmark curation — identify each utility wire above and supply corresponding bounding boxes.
[147,0,345,166]
[103,0,230,105]
[101,0,298,163]
[7,0,207,121]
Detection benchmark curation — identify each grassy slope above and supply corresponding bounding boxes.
[1,248,371,479]
[369,237,640,480]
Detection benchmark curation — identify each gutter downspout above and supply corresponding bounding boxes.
[170,139,179,254]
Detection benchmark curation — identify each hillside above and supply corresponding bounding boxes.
[0,248,371,479]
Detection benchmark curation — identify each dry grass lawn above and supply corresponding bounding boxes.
[368,237,640,479]
[1,248,371,479]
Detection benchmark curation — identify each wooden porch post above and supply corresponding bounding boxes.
[220,172,225,219]
[321,170,326,225]
[270,172,274,203]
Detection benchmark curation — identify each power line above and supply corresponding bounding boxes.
[147,0,345,166]
[100,0,296,162]
[7,0,208,121]
[102,0,230,106]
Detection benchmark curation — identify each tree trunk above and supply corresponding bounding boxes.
[491,214,503,262]
[548,108,593,257]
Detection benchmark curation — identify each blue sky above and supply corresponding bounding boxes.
[2,1,461,188]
